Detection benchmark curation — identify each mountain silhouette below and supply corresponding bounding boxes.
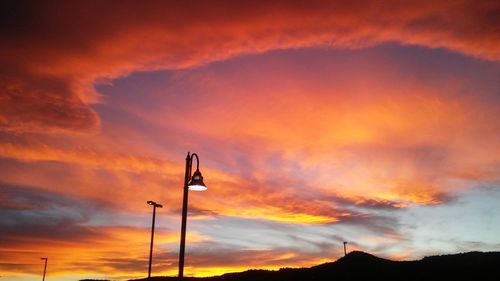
[122,251,500,281]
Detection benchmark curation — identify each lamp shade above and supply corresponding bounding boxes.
[188,169,207,191]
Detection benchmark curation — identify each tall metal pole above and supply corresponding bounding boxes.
[41,258,48,281]
[343,242,348,256]
[148,204,157,278]
[178,152,192,279]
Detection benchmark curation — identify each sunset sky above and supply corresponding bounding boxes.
[1,1,500,280]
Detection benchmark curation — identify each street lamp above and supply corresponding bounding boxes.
[40,257,48,281]
[178,152,207,279]
[147,200,163,279]
[343,241,348,256]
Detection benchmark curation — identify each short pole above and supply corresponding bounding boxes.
[148,205,156,278]
[41,258,48,281]
[147,201,162,279]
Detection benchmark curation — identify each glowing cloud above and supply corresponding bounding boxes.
[1,1,499,279]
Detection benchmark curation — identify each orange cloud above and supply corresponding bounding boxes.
[3,187,356,279]
[0,142,180,175]
[1,3,499,276]
[129,51,498,208]
[0,223,207,279]
[0,145,349,224]
[0,138,356,224]
[1,1,499,133]
[3,39,499,231]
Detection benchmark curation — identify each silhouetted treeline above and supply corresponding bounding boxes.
[130,251,500,281]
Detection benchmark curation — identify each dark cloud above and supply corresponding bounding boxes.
[0,72,99,134]
[337,213,402,238]
[454,240,500,253]
[0,182,118,213]
[331,196,405,211]
[1,183,92,210]
[0,184,108,243]
[187,207,220,218]
[354,199,404,210]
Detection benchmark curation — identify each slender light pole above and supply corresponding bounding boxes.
[178,152,207,279]
[147,200,163,278]
[343,241,348,256]
[40,257,48,281]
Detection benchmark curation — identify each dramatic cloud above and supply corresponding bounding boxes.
[0,184,208,277]
[0,184,398,278]
[1,1,500,280]
[0,145,356,223]
[1,0,499,133]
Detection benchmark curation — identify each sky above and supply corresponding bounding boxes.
[1,0,500,280]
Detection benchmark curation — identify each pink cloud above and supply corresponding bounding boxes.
[1,1,499,133]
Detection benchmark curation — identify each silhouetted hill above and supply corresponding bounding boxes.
[130,251,500,281]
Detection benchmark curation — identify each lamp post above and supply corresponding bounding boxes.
[40,257,48,281]
[178,152,207,279]
[147,200,163,278]
[343,241,348,256]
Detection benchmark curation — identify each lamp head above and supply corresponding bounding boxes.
[188,169,207,191]
[147,201,155,205]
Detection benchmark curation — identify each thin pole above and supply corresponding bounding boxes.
[41,258,48,281]
[343,242,348,256]
[178,153,191,279]
[148,205,157,278]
